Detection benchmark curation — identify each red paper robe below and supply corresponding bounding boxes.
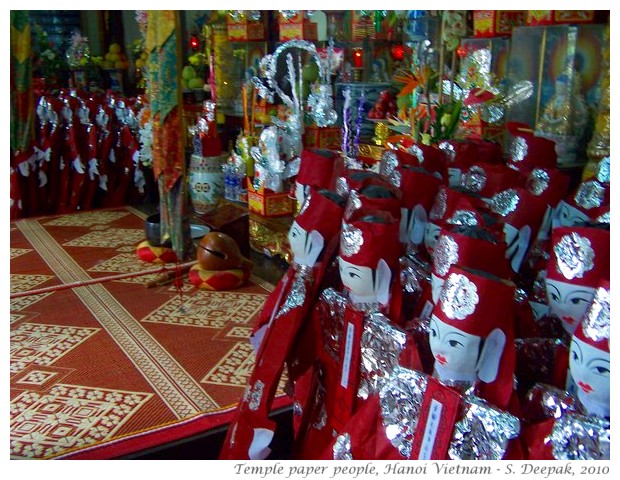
[10,151,24,220]
[219,239,339,460]
[105,125,137,207]
[80,123,100,211]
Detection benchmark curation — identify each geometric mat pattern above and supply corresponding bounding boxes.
[10,206,278,459]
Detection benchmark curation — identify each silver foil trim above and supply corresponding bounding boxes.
[525,382,579,419]
[460,165,487,193]
[531,270,549,303]
[429,187,448,221]
[434,234,459,277]
[279,10,299,20]
[400,254,431,294]
[548,414,610,460]
[448,396,520,460]
[582,285,610,343]
[333,433,353,460]
[379,367,428,458]
[313,404,327,430]
[595,157,610,184]
[340,221,364,257]
[344,190,362,220]
[439,272,479,320]
[447,210,479,227]
[408,144,425,163]
[553,232,595,280]
[527,168,550,196]
[490,189,520,217]
[596,211,610,224]
[574,180,605,210]
[248,380,265,411]
[438,141,456,163]
[379,150,398,176]
[275,265,312,320]
[307,84,338,127]
[358,313,407,400]
[514,287,528,304]
[509,136,528,163]
[336,176,349,196]
[248,10,262,21]
[320,288,347,361]
[298,190,311,215]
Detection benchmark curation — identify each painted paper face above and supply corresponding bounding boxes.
[424,221,442,255]
[569,335,610,415]
[400,205,428,245]
[338,257,375,298]
[447,167,462,188]
[504,223,531,273]
[546,278,596,334]
[431,273,445,304]
[295,181,309,207]
[553,201,590,228]
[288,221,309,262]
[429,315,482,380]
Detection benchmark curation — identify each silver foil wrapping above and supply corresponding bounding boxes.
[298,190,311,215]
[244,380,265,411]
[446,209,479,227]
[508,136,528,164]
[433,234,459,277]
[358,313,407,400]
[448,396,520,460]
[439,272,479,320]
[333,433,353,460]
[336,176,349,196]
[490,189,520,217]
[548,413,610,460]
[319,288,347,361]
[460,165,487,193]
[308,84,338,127]
[429,187,448,221]
[400,254,431,294]
[553,232,594,280]
[340,221,364,257]
[525,382,580,419]
[595,157,610,184]
[251,126,286,192]
[526,168,551,196]
[438,141,456,163]
[252,76,274,103]
[379,150,401,187]
[574,180,606,210]
[379,367,428,458]
[275,265,312,320]
[408,144,425,164]
[344,190,362,220]
[597,211,610,224]
[581,285,610,343]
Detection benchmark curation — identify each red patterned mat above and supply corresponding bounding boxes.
[10,207,283,459]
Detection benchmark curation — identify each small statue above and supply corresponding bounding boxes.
[370,59,388,83]
[536,68,588,138]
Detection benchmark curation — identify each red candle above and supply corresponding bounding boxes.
[352,48,363,68]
